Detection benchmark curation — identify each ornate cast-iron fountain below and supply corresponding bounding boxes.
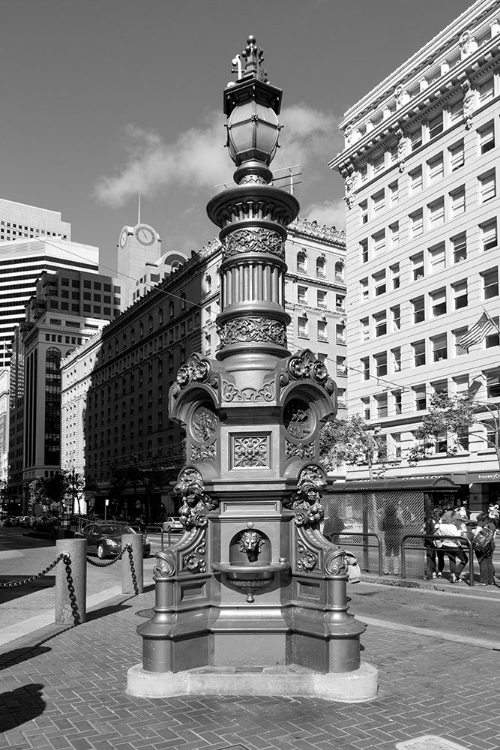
[129,36,377,701]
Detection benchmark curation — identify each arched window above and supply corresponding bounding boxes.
[335,261,344,281]
[122,333,127,349]
[205,274,212,294]
[139,322,144,337]
[159,308,164,325]
[297,251,307,273]
[316,256,326,278]
[131,328,135,344]
[181,292,186,311]
[169,301,174,318]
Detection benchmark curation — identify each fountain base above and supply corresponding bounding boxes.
[127,662,378,702]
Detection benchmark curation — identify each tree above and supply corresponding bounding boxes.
[320,415,395,480]
[408,393,500,466]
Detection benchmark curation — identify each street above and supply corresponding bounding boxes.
[2,526,500,646]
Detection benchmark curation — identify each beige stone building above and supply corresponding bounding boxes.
[329,0,500,510]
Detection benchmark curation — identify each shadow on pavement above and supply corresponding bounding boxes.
[0,683,45,731]
[0,575,55,605]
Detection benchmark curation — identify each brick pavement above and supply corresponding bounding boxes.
[1,589,500,750]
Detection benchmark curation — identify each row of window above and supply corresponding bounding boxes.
[296,285,344,310]
[296,251,343,280]
[360,180,496,264]
[297,317,345,344]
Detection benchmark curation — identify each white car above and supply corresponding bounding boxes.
[162,517,183,533]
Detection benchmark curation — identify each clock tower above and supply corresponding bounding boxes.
[117,222,161,308]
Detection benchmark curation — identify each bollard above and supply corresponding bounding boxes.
[122,533,144,594]
[55,537,87,625]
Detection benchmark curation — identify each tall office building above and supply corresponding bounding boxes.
[330,0,500,510]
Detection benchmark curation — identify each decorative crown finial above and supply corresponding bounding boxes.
[231,35,268,83]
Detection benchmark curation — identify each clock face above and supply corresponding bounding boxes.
[135,225,156,246]
[119,229,128,248]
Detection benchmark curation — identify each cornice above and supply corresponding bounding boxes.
[341,0,499,128]
[288,217,346,247]
[331,40,500,172]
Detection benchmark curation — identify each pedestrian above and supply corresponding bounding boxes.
[436,510,468,583]
[473,508,498,586]
[425,507,445,580]
[323,510,345,546]
[380,501,404,575]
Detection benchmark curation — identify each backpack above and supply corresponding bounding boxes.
[472,525,495,551]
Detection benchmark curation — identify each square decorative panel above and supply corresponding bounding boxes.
[231,433,270,469]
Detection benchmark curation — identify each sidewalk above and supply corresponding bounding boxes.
[1,576,500,749]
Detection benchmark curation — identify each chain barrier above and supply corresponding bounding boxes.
[0,552,67,589]
[62,553,81,625]
[86,544,131,568]
[127,544,139,595]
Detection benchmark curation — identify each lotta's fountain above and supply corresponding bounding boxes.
[127,36,378,702]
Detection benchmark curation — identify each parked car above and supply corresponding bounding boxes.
[77,523,151,559]
[162,517,184,533]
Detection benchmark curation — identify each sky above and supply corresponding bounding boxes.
[0,0,473,278]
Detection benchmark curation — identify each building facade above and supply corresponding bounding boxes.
[330,0,500,510]
[8,269,121,505]
[78,218,346,518]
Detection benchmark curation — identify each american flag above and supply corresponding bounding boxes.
[457,311,496,352]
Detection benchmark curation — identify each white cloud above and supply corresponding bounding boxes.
[94,104,339,208]
[302,198,346,230]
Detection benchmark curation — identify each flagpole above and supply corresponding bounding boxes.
[482,306,500,334]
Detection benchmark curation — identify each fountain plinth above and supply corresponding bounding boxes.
[128,35,378,702]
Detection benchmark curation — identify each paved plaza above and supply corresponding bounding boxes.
[1,582,500,750]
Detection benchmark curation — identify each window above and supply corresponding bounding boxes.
[411,252,424,280]
[360,239,368,263]
[336,356,347,376]
[372,230,385,254]
[317,320,328,341]
[450,187,465,216]
[360,201,368,224]
[485,317,500,348]
[449,140,465,171]
[316,257,326,277]
[361,357,370,381]
[413,340,426,367]
[486,370,500,398]
[479,171,496,202]
[391,305,401,331]
[449,99,462,125]
[297,252,306,273]
[427,154,444,183]
[391,347,401,373]
[453,281,468,310]
[391,433,402,459]
[375,393,388,418]
[361,318,369,341]
[317,290,327,308]
[452,233,467,263]
[479,123,495,155]
[434,434,448,454]
[479,76,494,105]
[429,242,445,273]
[412,296,425,324]
[481,219,497,251]
[374,311,387,337]
[410,167,423,193]
[432,380,448,397]
[335,261,344,281]
[375,352,388,377]
[390,263,400,290]
[413,385,427,411]
[298,316,308,337]
[428,198,444,228]
[483,268,499,299]
[393,391,402,416]
[361,397,371,420]
[453,328,468,357]
[389,181,399,206]
[410,126,422,151]
[337,389,346,408]
[410,210,423,237]
[372,190,385,214]
[360,278,369,301]
[453,375,469,398]
[485,422,497,449]
[389,222,399,247]
[428,112,443,140]
[372,153,385,174]
[431,288,447,317]
[297,285,307,304]
[373,270,386,296]
[336,324,346,344]
[432,334,448,362]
